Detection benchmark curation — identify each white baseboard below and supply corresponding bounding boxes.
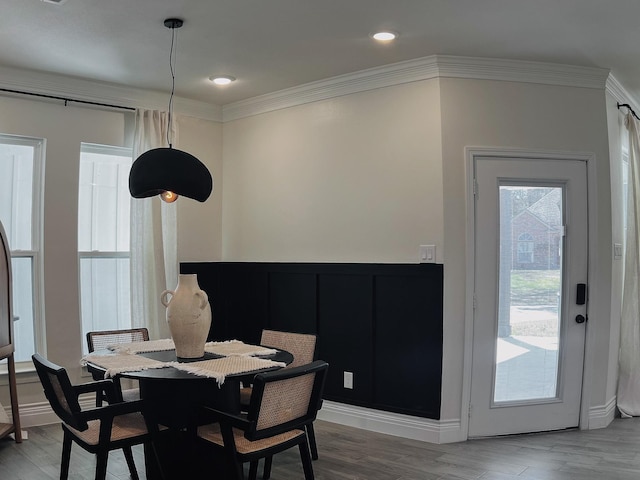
[317,400,464,444]
[10,397,616,442]
[8,397,96,429]
[588,396,617,429]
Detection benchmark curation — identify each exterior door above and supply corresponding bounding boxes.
[468,156,588,437]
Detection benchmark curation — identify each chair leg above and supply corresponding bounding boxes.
[263,455,273,479]
[123,446,139,480]
[60,431,72,480]
[298,437,315,480]
[146,440,167,480]
[306,423,319,460]
[95,451,109,480]
[248,460,259,480]
[221,425,244,480]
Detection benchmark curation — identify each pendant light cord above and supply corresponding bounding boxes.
[167,24,178,148]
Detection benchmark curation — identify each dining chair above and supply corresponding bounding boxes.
[240,329,321,459]
[86,327,149,406]
[197,360,329,480]
[32,353,164,480]
[0,218,21,443]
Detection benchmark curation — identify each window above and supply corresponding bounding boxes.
[517,233,534,263]
[0,134,44,363]
[78,144,132,353]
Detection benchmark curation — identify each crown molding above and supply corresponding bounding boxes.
[606,73,640,113]
[0,57,614,124]
[435,55,609,88]
[223,55,611,122]
[222,56,441,122]
[0,65,222,122]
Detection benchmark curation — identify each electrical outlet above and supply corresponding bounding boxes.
[343,371,354,389]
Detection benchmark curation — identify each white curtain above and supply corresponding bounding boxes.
[618,112,640,416]
[130,109,178,340]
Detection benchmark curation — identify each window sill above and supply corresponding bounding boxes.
[0,361,39,385]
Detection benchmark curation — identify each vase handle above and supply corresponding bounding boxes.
[160,289,174,307]
[195,290,209,309]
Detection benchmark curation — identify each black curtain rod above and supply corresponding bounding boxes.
[617,102,640,121]
[0,87,135,111]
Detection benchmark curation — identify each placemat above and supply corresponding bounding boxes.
[108,338,176,354]
[172,356,286,385]
[204,340,278,357]
[82,353,168,378]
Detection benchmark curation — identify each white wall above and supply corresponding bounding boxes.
[0,65,620,437]
[222,80,443,263]
[0,97,222,413]
[439,78,613,424]
[176,115,223,262]
[0,96,127,407]
[222,75,616,431]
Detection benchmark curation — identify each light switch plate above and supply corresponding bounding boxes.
[614,243,623,259]
[419,245,436,263]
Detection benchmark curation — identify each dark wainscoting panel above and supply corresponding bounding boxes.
[318,273,374,405]
[374,274,443,418]
[269,272,317,334]
[181,262,443,419]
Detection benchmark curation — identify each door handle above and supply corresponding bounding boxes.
[575,314,586,324]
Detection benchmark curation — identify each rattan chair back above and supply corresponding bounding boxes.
[32,353,86,431]
[86,327,149,352]
[246,360,328,441]
[260,329,316,368]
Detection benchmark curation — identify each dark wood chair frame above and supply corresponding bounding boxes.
[86,327,149,353]
[86,327,149,406]
[198,360,329,480]
[32,353,164,480]
[0,219,21,443]
[241,329,321,460]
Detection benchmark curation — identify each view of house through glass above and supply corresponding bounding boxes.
[494,185,563,403]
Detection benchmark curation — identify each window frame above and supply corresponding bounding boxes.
[77,143,133,353]
[0,133,46,370]
[517,233,534,264]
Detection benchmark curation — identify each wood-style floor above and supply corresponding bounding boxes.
[2,417,640,479]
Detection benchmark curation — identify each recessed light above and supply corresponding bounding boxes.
[371,31,397,42]
[209,76,236,86]
[40,0,68,4]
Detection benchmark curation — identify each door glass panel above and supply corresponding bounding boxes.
[494,185,563,403]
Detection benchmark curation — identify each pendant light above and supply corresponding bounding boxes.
[129,18,213,203]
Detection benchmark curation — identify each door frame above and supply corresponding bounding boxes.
[461,147,598,440]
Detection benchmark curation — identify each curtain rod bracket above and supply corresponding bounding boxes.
[618,102,640,121]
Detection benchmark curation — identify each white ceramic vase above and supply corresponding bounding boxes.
[161,274,212,359]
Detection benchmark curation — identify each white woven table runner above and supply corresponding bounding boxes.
[108,338,277,357]
[82,353,168,378]
[204,340,277,357]
[172,356,286,385]
[108,338,175,354]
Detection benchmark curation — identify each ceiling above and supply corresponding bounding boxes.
[3,0,640,106]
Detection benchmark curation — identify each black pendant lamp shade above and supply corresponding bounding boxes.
[129,147,213,202]
[128,18,213,203]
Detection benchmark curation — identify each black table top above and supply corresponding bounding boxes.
[86,347,294,382]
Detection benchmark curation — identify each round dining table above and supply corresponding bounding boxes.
[85,346,293,479]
